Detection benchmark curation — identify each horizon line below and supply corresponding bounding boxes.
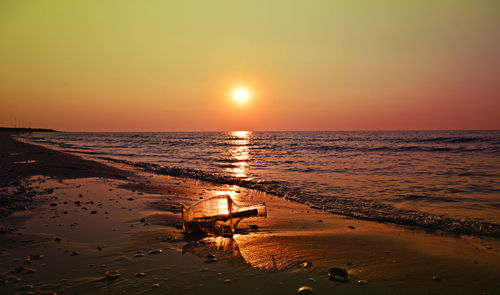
[3,127,499,133]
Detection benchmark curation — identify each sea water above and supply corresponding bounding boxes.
[19,130,500,236]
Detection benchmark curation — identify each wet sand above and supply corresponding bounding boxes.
[1,132,500,294]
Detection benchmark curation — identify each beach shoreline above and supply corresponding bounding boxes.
[1,131,500,294]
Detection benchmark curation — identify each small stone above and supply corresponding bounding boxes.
[71,251,80,256]
[348,226,355,229]
[297,286,314,294]
[317,220,323,223]
[357,280,368,285]
[50,203,57,207]
[152,283,160,288]
[204,258,217,263]
[105,270,120,279]
[134,253,145,258]
[127,198,134,201]
[97,246,102,251]
[432,275,442,282]
[298,261,313,268]
[140,218,146,222]
[135,272,145,277]
[200,268,208,272]
[328,267,348,282]
[206,254,216,259]
[91,210,98,214]
[249,224,259,231]
[224,279,231,283]
[473,261,478,264]
[55,238,61,242]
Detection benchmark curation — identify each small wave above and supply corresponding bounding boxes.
[406,136,490,144]
[101,158,500,238]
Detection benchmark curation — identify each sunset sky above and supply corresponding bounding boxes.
[1,0,499,131]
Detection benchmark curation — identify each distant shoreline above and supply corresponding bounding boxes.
[0,127,57,133]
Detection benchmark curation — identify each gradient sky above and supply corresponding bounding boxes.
[1,0,499,131]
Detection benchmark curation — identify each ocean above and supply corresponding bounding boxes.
[18,130,500,236]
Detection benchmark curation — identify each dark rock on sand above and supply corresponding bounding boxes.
[135,272,145,277]
[297,286,314,294]
[105,270,120,279]
[206,254,216,259]
[328,267,348,282]
[204,258,217,263]
[297,261,313,268]
[249,224,259,231]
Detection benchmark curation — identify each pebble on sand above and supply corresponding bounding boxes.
[105,270,120,279]
[297,261,313,268]
[135,272,145,277]
[249,224,259,231]
[70,251,80,256]
[297,286,314,294]
[152,283,160,288]
[432,275,442,282]
[328,267,348,282]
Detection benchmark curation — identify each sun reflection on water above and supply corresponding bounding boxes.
[228,131,251,179]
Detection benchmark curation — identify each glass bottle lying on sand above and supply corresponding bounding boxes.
[182,195,267,236]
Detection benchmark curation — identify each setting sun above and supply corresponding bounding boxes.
[232,86,251,103]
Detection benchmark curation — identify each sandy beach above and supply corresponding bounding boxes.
[1,131,500,295]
